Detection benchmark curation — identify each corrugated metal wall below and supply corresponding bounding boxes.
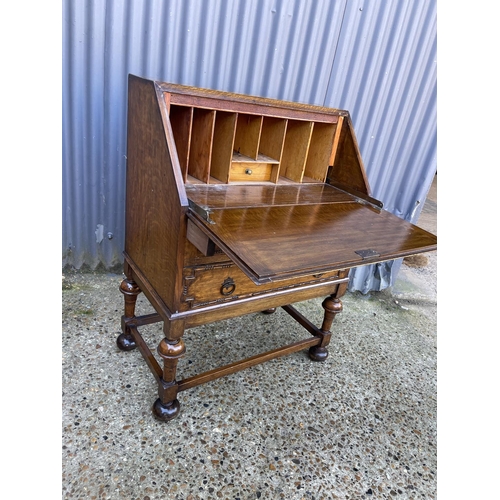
[62,0,436,293]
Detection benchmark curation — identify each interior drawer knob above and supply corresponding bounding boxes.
[220,277,236,296]
[245,168,252,175]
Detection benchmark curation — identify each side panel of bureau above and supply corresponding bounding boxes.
[125,76,187,311]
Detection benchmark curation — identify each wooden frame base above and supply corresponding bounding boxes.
[117,267,346,422]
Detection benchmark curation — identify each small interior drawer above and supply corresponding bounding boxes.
[229,152,279,182]
[229,161,273,182]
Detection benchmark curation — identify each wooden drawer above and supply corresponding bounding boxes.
[180,262,346,310]
[229,161,273,182]
[229,152,279,182]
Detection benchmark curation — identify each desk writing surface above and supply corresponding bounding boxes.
[185,183,354,209]
[186,188,437,284]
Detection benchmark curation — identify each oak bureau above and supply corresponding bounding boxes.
[116,75,437,422]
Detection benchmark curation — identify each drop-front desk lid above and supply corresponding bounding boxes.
[186,183,437,285]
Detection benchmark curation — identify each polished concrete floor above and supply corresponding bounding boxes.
[62,177,437,499]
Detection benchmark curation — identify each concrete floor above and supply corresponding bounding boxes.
[62,177,437,499]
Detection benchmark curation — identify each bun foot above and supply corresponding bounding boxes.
[116,332,137,351]
[261,308,277,314]
[152,398,181,422]
[308,346,329,362]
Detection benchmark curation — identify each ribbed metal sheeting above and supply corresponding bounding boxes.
[62,0,436,293]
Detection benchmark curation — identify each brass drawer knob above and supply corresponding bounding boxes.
[245,168,253,175]
[220,277,236,296]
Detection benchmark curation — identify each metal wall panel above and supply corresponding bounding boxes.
[62,0,436,292]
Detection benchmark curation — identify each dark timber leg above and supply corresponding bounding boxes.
[308,294,343,361]
[152,320,186,421]
[116,277,142,351]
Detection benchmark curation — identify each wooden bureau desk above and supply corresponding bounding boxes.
[117,75,437,422]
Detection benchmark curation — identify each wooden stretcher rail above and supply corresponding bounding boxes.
[177,336,321,392]
[129,325,163,382]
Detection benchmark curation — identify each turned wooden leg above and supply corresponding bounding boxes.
[153,337,186,421]
[116,277,141,351]
[309,294,343,361]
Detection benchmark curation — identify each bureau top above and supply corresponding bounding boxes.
[133,74,371,194]
[125,75,436,288]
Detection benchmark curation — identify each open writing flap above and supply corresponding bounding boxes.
[187,195,437,285]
